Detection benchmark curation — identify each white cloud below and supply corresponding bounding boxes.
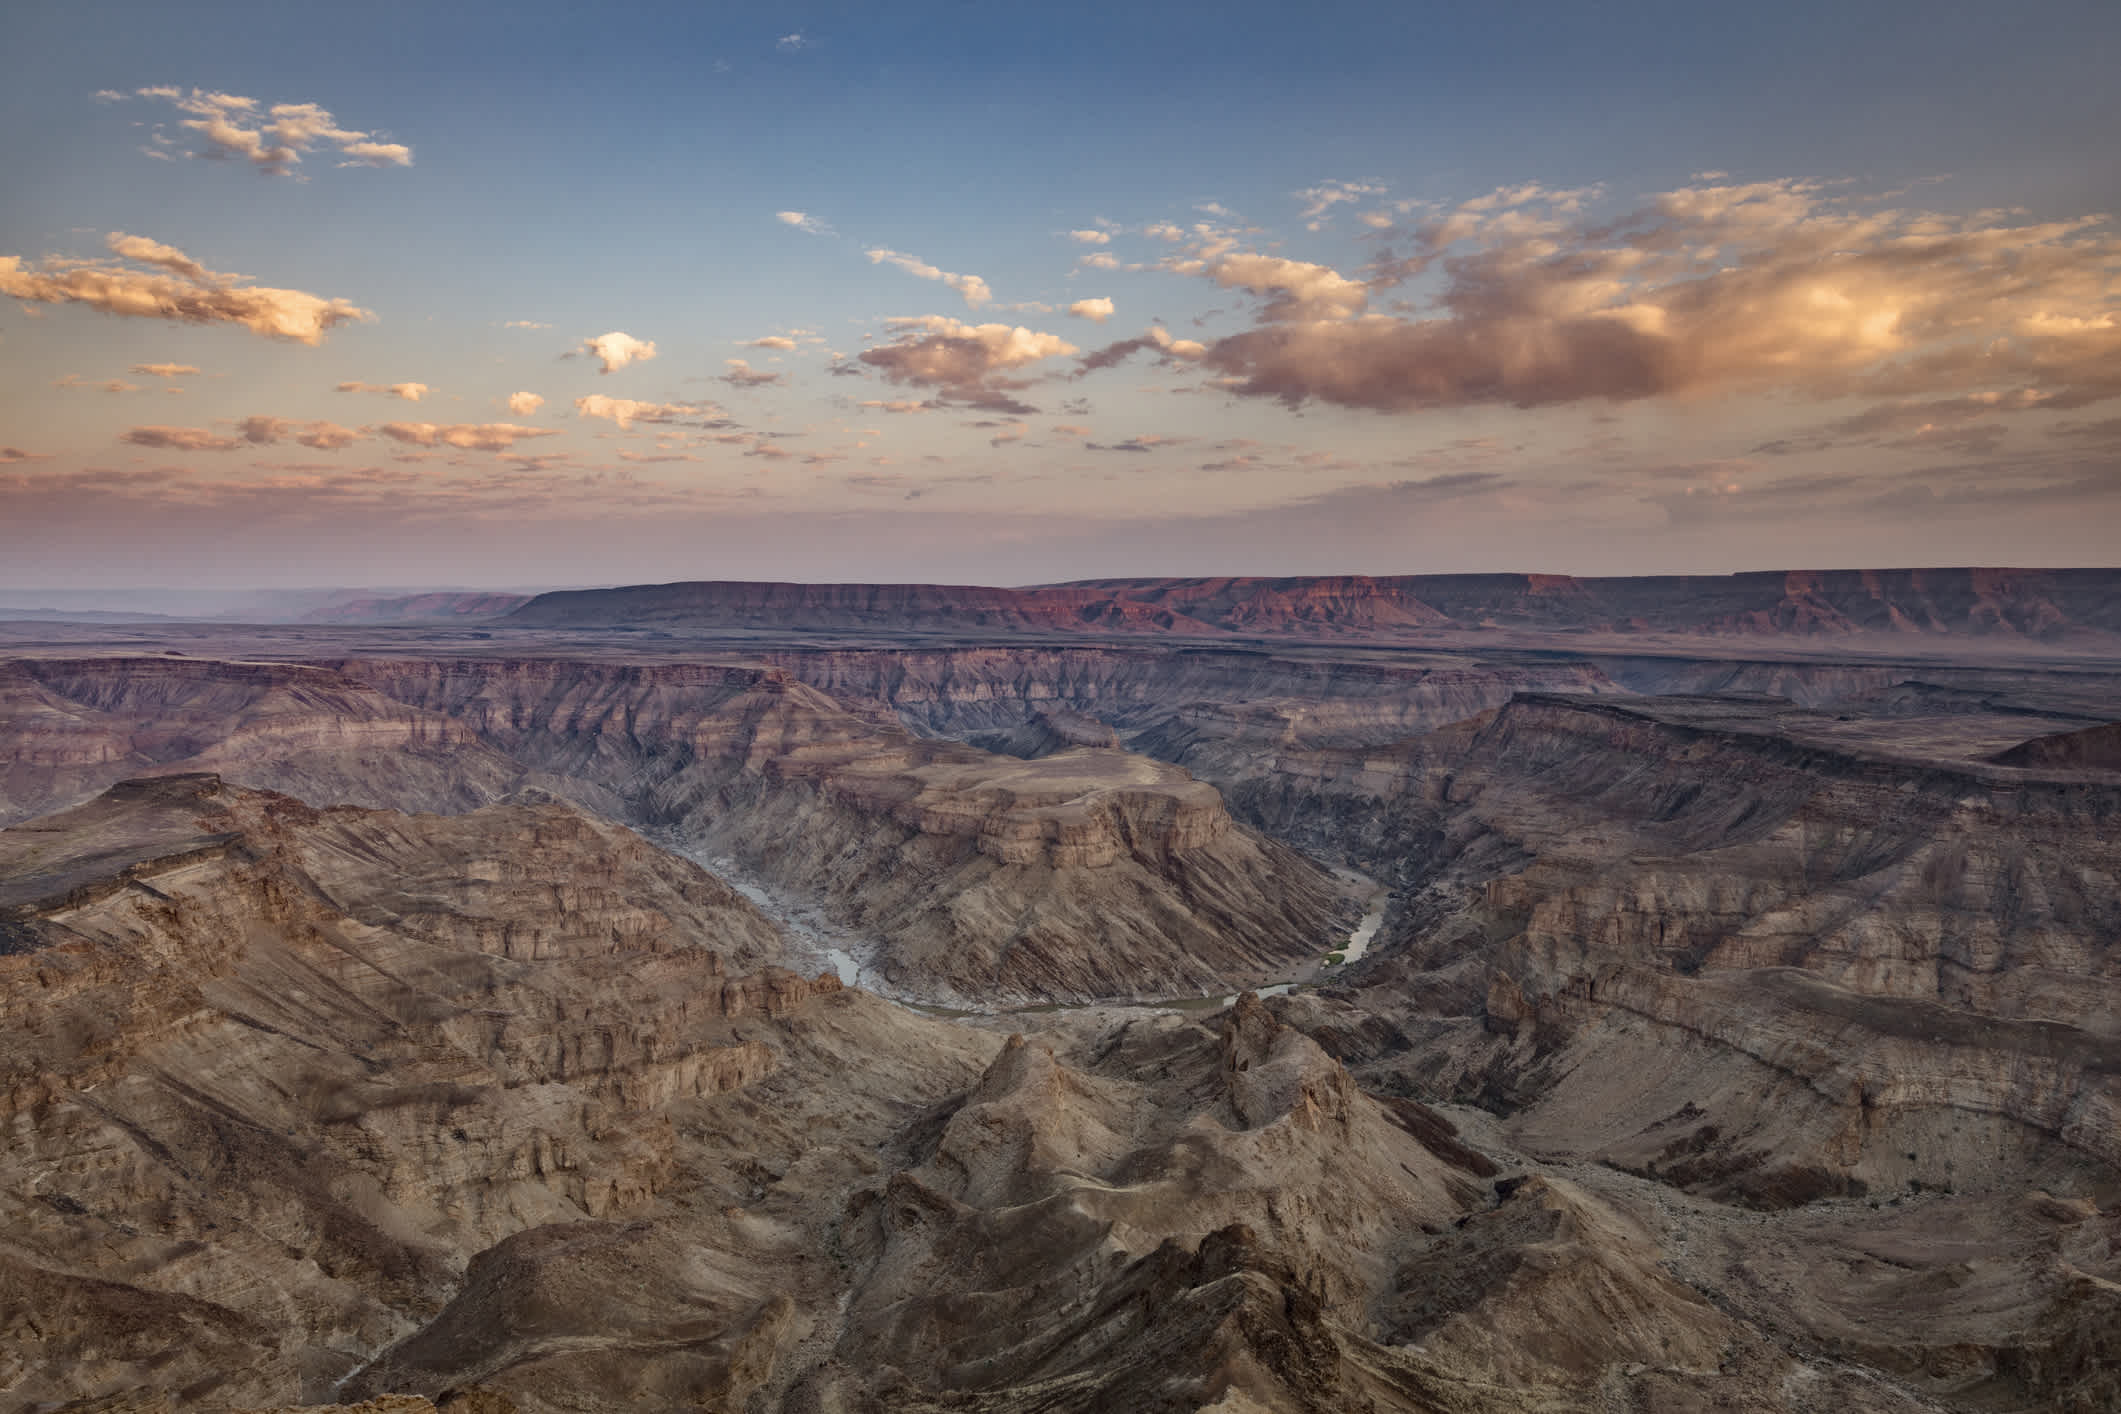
[1067,229,1112,245]
[1068,297,1115,324]
[777,32,809,50]
[507,390,545,415]
[574,394,708,429]
[130,362,200,377]
[503,319,551,329]
[0,231,371,344]
[776,210,832,235]
[747,334,798,349]
[580,331,657,374]
[865,248,992,308]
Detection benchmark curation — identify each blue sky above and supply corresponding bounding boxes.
[2,0,2118,588]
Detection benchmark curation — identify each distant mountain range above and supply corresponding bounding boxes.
[502,568,2121,642]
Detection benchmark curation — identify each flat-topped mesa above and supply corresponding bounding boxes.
[501,567,2121,643]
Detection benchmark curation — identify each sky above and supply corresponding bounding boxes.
[2,0,2118,590]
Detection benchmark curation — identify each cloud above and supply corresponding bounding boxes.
[377,422,558,451]
[1196,178,2121,415]
[1207,252,1368,321]
[580,331,657,373]
[776,211,831,235]
[777,32,809,50]
[507,390,545,416]
[122,418,363,451]
[858,315,1078,412]
[294,422,363,450]
[1068,297,1114,324]
[573,394,713,429]
[0,447,53,463]
[1296,180,1385,229]
[865,248,992,308]
[121,424,240,451]
[337,380,428,401]
[1085,434,1187,453]
[1074,324,1207,376]
[0,231,371,343]
[107,234,210,281]
[1067,230,1112,245]
[124,88,412,175]
[858,399,935,413]
[130,362,199,377]
[503,319,551,330]
[235,415,365,449]
[746,335,798,349]
[54,374,142,393]
[720,358,783,388]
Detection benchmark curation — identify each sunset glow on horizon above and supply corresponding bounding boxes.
[4,0,2118,589]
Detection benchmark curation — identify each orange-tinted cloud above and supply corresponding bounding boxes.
[1198,179,2121,414]
[377,422,558,451]
[337,380,428,401]
[0,232,371,343]
[121,88,412,174]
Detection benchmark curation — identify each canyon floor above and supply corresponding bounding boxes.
[2,594,2118,1413]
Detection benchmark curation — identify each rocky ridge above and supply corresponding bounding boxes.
[504,568,2121,643]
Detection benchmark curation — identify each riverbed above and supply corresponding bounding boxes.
[664,832,1389,1017]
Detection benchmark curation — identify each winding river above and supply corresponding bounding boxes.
[669,835,1390,1016]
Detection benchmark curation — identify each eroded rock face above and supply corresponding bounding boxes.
[329,657,1345,1003]
[0,658,524,828]
[1248,692,2121,1214]
[0,655,1346,1004]
[4,623,2120,1414]
[0,777,834,1407]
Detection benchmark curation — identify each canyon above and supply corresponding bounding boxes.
[1,570,2117,1412]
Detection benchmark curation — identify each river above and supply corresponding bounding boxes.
[666,834,1389,1017]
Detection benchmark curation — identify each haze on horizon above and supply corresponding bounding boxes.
[3,0,2119,591]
